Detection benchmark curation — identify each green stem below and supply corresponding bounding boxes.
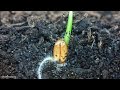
[64,11,73,45]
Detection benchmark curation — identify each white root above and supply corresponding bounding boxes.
[37,56,67,79]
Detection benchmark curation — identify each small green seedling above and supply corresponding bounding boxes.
[53,11,73,63]
[64,11,73,45]
[37,11,73,79]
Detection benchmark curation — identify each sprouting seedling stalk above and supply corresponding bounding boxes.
[64,11,73,45]
[37,11,73,79]
[53,11,73,64]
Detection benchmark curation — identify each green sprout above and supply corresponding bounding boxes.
[64,11,73,45]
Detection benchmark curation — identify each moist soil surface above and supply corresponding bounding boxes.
[0,11,120,79]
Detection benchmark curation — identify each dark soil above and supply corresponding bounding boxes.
[0,11,120,79]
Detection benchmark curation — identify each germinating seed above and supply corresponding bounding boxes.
[53,39,68,63]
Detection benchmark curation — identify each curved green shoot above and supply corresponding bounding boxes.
[64,11,73,45]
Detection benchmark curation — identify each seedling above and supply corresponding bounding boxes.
[37,11,73,79]
[53,11,73,64]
